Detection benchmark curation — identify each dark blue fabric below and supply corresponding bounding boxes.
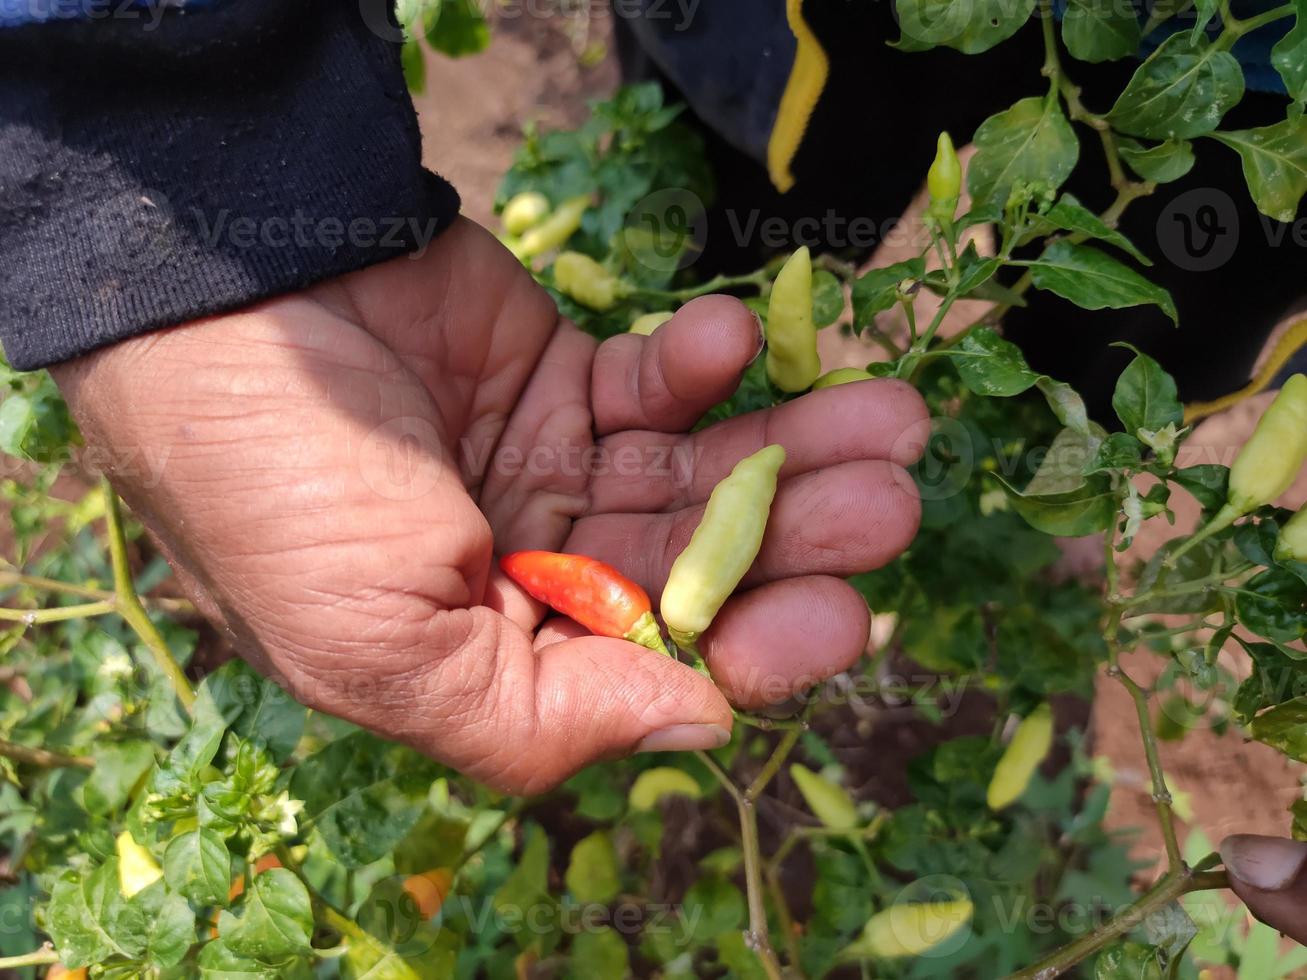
[0,0,459,369]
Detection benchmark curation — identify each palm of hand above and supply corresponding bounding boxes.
[53,219,927,793]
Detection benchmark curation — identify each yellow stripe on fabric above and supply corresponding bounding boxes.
[1185,317,1307,425]
[766,0,830,193]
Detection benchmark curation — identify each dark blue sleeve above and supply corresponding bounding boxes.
[0,0,460,370]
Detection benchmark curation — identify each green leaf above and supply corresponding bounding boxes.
[1212,116,1307,222]
[567,927,630,980]
[1063,0,1143,62]
[1112,348,1184,435]
[421,0,490,57]
[133,882,197,968]
[715,930,770,979]
[1236,568,1307,643]
[400,37,426,95]
[952,326,1041,396]
[1273,0,1307,105]
[1007,477,1118,536]
[851,258,925,331]
[290,732,441,867]
[1094,941,1163,979]
[1032,194,1153,265]
[893,0,1036,53]
[83,739,155,815]
[1029,242,1177,324]
[812,269,844,328]
[164,829,231,907]
[1025,427,1106,496]
[1251,696,1307,761]
[789,764,860,830]
[47,861,138,967]
[493,824,551,917]
[1037,378,1092,434]
[683,877,747,942]
[628,766,702,810]
[1089,432,1144,473]
[1118,138,1197,183]
[0,394,35,458]
[198,937,287,978]
[564,831,621,905]
[216,868,314,964]
[1108,33,1244,139]
[1173,465,1229,512]
[968,97,1079,209]
[202,659,307,763]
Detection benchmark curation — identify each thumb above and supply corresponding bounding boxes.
[315,608,734,796]
[1221,835,1307,943]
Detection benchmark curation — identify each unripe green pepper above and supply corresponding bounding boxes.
[553,251,628,311]
[813,367,874,389]
[790,764,858,830]
[765,248,821,393]
[1276,506,1307,563]
[519,195,590,258]
[1172,375,1307,566]
[987,703,1053,811]
[630,311,674,336]
[501,191,551,236]
[927,131,962,224]
[660,444,786,650]
[1227,374,1307,514]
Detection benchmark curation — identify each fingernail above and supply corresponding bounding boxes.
[1221,834,1307,891]
[636,723,731,754]
[750,313,766,362]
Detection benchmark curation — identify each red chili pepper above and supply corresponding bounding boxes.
[499,551,669,655]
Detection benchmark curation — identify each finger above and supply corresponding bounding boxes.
[288,608,733,796]
[701,576,870,710]
[1221,835,1307,942]
[588,379,930,514]
[590,295,762,436]
[566,459,920,599]
[533,616,589,650]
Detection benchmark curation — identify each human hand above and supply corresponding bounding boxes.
[51,218,928,794]
[1221,835,1307,943]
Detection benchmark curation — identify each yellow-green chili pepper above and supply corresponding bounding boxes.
[790,764,859,830]
[519,195,590,258]
[630,311,674,336]
[813,367,874,389]
[766,247,821,393]
[501,191,551,236]
[1174,374,1307,565]
[927,131,962,224]
[553,252,628,311]
[661,444,786,650]
[1276,506,1307,562]
[116,830,163,898]
[987,703,1053,811]
[844,898,974,959]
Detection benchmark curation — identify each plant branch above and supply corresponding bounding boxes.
[0,600,115,625]
[0,737,93,770]
[0,945,61,970]
[1112,665,1183,868]
[1006,869,1229,979]
[0,568,194,614]
[103,480,196,713]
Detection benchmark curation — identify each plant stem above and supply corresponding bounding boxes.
[0,737,93,770]
[0,568,194,614]
[738,796,784,980]
[0,945,60,970]
[1006,869,1229,979]
[103,480,196,713]
[0,600,116,625]
[1113,666,1183,868]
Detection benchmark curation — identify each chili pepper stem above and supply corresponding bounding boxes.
[1163,503,1240,569]
[624,611,673,657]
